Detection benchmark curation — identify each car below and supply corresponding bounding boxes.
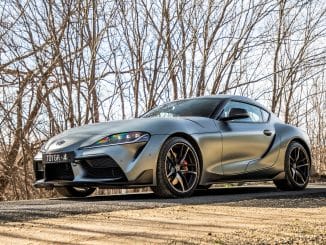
[33,95,311,198]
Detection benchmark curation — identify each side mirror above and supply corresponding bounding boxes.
[220,108,250,121]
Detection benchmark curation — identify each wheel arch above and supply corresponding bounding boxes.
[275,123,312,172]
[289,138,312,165]
[166,132,204,172]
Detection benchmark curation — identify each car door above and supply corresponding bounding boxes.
[217,101,275,175]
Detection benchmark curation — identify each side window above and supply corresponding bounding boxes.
[222,101,264,123]
[261,109,270,122]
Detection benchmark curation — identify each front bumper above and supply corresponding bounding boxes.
[34,135,167,188]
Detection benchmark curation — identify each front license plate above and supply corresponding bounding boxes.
[43,152,74,163]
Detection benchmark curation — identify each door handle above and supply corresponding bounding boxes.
[263,129,272,136]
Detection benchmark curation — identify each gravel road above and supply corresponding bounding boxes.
[1,184,325,223]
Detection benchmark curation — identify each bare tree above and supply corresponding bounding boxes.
[0,0,325,200]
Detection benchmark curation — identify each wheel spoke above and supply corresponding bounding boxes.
[290,155,295,163]
[295,148,300,161]
[180,148,189,164]
[297,157,307,164]
[170,149,178,164]
[171,176,179,186]
[178,172,189,190]
[180,170,197,175]
[167,168,175,178]
[297,163,309,168]
[291,167,296,178]
[176,173,185,191]
[185,163,197,166]
[167,155,176,166]
[295,169,305,184]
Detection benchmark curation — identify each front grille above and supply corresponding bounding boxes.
[85,156,118,168]
[45,162,74,181]
[81,156,126,179]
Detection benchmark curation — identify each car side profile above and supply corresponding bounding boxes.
[33,95,311,198]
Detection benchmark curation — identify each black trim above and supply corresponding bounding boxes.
[45,162,74,181]
[217,99,271,124]
[80,156,127,180]
[210,99,229,119]
[260,134,276,159]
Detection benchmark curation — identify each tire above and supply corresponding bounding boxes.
[274,142,310,191]
[56,186,96,197]
[152,137,201,198]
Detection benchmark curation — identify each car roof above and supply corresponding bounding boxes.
[195,95,269,112]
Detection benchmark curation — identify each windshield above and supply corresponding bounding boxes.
[141,98,223,118]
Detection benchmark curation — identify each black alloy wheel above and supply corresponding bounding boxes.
[152,137,200,198]
[274,142,310,191]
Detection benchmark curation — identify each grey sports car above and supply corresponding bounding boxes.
[33,95,311,198]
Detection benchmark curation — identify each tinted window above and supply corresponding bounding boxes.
[142,98,222,118]
[222,101,263,122]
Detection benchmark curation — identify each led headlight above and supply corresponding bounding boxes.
[92,131,150,147]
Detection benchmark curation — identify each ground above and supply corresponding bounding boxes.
[0,185,325,244]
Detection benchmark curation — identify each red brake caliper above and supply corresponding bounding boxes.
[182,160,188,174]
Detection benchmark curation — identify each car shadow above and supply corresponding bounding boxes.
[51,184,326,208]
[55,186,279,203]
[0,185,325,223]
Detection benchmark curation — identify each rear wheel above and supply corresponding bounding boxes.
[152,137,200,198]
[56,186,96,197]
[274,142,310,191]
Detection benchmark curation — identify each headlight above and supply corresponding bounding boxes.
[91,131,150,147]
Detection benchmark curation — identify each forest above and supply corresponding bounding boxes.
[0,0,325,200]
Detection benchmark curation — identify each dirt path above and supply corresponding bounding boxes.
[0,193,325,244]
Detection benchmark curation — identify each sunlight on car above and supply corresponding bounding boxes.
[33,95,311,199]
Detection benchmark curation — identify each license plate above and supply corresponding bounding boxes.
[43,152,74,163]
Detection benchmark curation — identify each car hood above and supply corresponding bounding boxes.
[43,117,217,153]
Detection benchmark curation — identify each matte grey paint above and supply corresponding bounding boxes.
[34,95,311,189]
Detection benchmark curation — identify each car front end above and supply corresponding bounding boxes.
[33,130,166,190]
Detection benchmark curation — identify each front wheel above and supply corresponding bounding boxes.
[56,186,96,197]
[274,142,310,191]
[152,137,201,198]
